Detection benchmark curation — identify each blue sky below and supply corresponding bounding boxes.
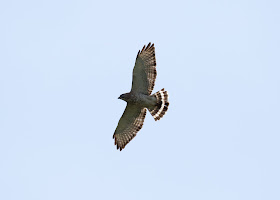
[0,0,279,199]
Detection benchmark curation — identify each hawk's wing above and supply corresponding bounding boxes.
[131,43,157,95]
[113,104,147,151]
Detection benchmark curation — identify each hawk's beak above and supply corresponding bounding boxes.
[118,97,120,99]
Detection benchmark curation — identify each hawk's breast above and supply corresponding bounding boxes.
[129,93,157,108]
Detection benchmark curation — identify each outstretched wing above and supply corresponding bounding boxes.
[131,43,157,95]
[113,104,147,151]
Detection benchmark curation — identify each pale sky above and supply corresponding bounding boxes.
[1,0,280,200]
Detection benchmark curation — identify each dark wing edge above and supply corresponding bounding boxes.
[113,104,147,151]
[131,43,157,95]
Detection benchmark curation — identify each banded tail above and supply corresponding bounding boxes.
[148,88,169,121]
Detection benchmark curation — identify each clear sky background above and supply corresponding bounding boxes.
[0,0,279,199]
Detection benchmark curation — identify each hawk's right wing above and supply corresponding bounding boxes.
[131,43,157,95]
[113,104,147,151]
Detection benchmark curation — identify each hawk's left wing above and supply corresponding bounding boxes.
[113,104,147,151]
[131,43,157,95]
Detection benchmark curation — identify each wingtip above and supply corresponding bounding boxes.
[141,45,146,52]
[137,43,155,57]
[114,139,125,151]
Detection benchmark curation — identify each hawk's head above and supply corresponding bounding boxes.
[118,93,130,102]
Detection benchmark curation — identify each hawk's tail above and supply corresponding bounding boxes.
[148,88,169,121]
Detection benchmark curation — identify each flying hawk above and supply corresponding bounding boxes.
[113,43,169,151]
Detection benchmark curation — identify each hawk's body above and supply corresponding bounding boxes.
[113,43,169,151]
[118,92,157,109]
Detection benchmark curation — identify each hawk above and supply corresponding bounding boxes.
[113,43,169,151]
